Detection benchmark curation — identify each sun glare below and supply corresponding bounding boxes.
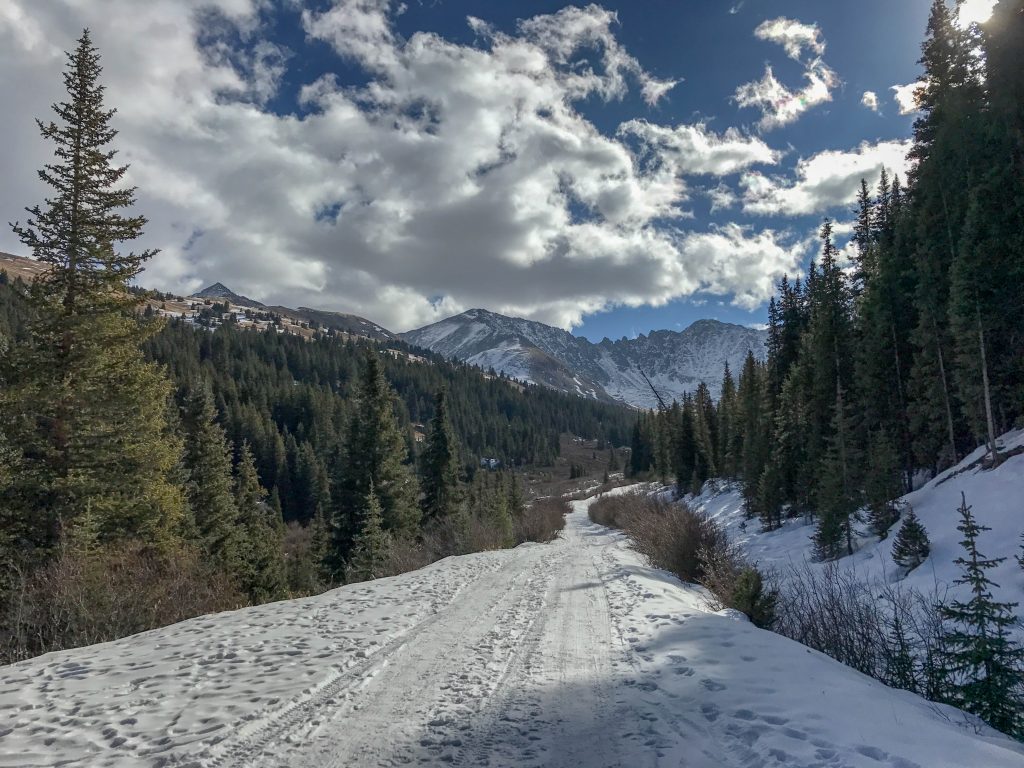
[957,0,996,28]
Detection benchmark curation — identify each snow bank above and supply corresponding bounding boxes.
[691,429,1024,642]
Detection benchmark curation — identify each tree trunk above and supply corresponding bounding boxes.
[891,321,912,492]
[834,344,852,556]
[976,305,998,466]
[932,316,958,467]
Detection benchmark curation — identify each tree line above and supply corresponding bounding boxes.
[630,0,1024,563]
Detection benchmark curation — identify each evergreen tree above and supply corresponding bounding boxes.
[324,351,416,579]
[345,485,391,583]
[420,389,462,521]
[1,30,186,555]
[233,441,287,602]
[864,429,902,539]
[892,507,930,571]
[716,363,738,478]
[737,351,768,516]
[938,493,1024,738]
[180,381,240,570]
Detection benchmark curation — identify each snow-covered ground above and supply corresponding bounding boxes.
[690,429,1024,644]
[3,497,1022,767]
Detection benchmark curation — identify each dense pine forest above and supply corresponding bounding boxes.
[621,0,1024,736]
[630,0,1023,558]
[0,30,632,663]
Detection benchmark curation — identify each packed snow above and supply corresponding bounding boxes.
[2,496,1021,767]
[690,428,1024,645]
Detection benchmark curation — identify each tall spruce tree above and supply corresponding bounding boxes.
[324,350,416,580]
[420,388,462,521]
[233,441,287,602]
[1,30,186,556]
[938,493,1024,738]
[180,381,240,570]
[345,484,391,583]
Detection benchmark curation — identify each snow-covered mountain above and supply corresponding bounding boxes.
[401,309,767,408]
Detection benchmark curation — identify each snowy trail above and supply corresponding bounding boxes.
[3,497,1023,768]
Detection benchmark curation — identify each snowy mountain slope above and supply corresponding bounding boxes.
[691,429,1024,643]
[277,306,397,341]
[401,309,767,408]
[2,497,1020,768]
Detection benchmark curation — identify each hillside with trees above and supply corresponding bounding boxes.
[0,31,632,663]
[623,0,1024,738]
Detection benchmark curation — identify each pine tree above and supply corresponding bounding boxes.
[864,429,902,539]
[233,441,287,602]
[737,351,768,516]
[892,507,930,571]
[180,381,240,571]
[420,389,462,521]
[1,30,186,555]
[345,485,391,583]
[506,471,524,521]
[324,351,416,579]
[938,493,1024,738]
[716,362,738,478]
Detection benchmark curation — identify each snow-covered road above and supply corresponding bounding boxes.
[3,497,1023,767]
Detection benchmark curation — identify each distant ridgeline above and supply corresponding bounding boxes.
[0,274,634,525]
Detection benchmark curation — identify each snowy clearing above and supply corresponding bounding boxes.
[691,429,1024,644]
[2,497,1022,767]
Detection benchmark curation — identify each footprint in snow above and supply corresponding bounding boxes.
[700,679,726,692]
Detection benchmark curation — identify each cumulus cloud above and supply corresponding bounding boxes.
[0,0,795,331]
[861,91,879,112]
[676,223,805,309]
[734,17,838,131]
[617,120,780,176]
[753,17,824,62]
[891,81,924,115]
[740,139,912,216]
[706,183,738,213]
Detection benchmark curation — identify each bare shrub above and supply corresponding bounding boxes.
[591,491,775,626]
[590,492,726,582]
[515,497,570,544]
[1,542,243,665]
[773,561,947,693]
[699,540,777,629]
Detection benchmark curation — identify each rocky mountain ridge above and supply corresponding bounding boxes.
[401,308,767,409]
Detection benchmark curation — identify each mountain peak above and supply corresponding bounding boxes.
[191,282,264,308]
[401,310,767,408]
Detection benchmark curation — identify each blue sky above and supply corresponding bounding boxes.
[0,1,994,338]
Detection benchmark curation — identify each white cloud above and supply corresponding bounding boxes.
[617,120,780,176]
[676,223,805,310]
[861,90,879,112]
[753,17,824,62]
[0,0,800,331]
[740,140,912,216]
[707,182,737,213]
[734,17,838,131]
[735,62,838,131]
[891,81,924,115]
